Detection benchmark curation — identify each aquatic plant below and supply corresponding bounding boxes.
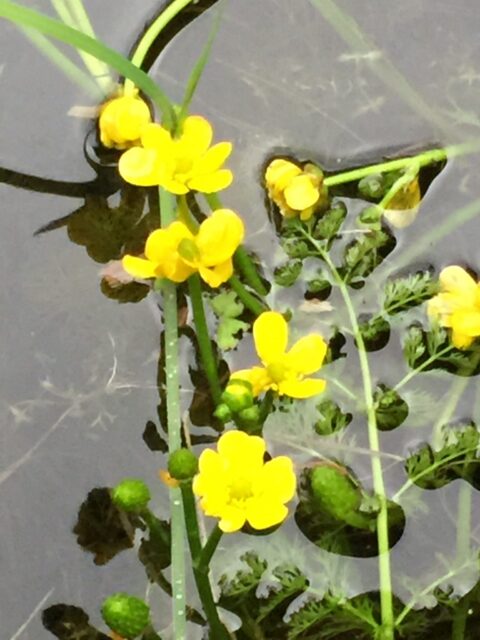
[4,1,480,639]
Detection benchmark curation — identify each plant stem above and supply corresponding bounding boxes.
[204,192,268,296]
[323,139,480,188]
[394,345,455,392]
[159,188,187,640]
[0,0,175,127]
[124,0,195,96]
[299,227,394,638]
[188,274,223,404]
[197,525,223,572]
[181,483,230,640]
[229,274,267,316]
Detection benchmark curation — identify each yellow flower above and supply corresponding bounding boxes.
[383,176,421,229]
[428,266,480,349]
[230,311,327,398]
[122,209,244,288]
[265,158,326,221]
[119,115,233,194]
[193,430,296,532]
[99,91,151,149]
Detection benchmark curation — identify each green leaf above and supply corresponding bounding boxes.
[313,199,347,242]
[210,290,249,350]
[358,315,390,351]
[384,271,438,315]
[274,259,303,287]
[373,384,409,431]
[314,399,352,435]
[217,317,249,350]
[340,229,395,285]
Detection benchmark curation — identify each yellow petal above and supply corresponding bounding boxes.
[141,123,173,151]
[198,259,233,288]
[284,175,320,210]
[187,169,233,193]
[181,115,213,156]
[197,448,223,478]
[218,505,247,533]
[439,266,477,303]
[122,255,158,279]
[258,457,296,502]
[253,311,288,365]
[278,377,326,398]
[115,97,151,140]
[217,430,265,467]
[119,147,162,186]
[451,309,480,337]
[144,225,195,282]
[286,335,327,375]
[451,330,474,350]
[196,209,245,266]
[160,176,190,195]
[245,499,288,530]
[193,142,232,174]
[229,367,271,397]
[265,158,301,191]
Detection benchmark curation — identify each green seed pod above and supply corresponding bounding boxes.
[112,478,151,513]
[310,463,372,529]
[101,593,150,639]
[168,448,199,481]
[221,379,254,413]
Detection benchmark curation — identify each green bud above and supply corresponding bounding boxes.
[168,448,198,481]
[237,405,262,433]
[221,379,254,413]
[101,593,150,639]
[112,478,151,513]
[214,403,233,423]
[358,173,386,199]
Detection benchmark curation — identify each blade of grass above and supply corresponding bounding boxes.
[0,0,175,128]
[19,26,102,97]
[50,0,111,91]
[177,3,224,125]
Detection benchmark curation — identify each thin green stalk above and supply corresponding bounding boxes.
[19,26,101,97]
[180,483,230,640]
[299,227,394,638]
[124,0,196,95]
[0,0,175,127]
[229,274,267,316]
[158,188,187,640]
[188,274,223,404]
[323,140,480,188]
[50,0,111,91]
[197,524,223,572]
[394,345,455,392]
[205,192,269,296]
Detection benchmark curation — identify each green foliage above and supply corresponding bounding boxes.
[358,315,390,351]
[209,290,249,350]
[339,229,395,285]
[383,271,438,315]
[312,200,347,244]
[314,399,352,435]
[274,259,303,286]
[405,424,480,489]
[373,384,409,431]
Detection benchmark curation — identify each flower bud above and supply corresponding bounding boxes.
[112,478,151,513]
[214,403,233,423]
[101,593,150,639]
[168,448,198,481]
[221,379,254,413]
[236,405,262,433]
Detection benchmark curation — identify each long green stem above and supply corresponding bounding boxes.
[124,0,196,95]
[181,483,230,640]
[197,525,223,571]
[0,0,175,127]
[229,274,267,316]
[323,140,480,188]
[188,274,223,404]
[300,228,394,638]
[158,188,187,640]
[394,345,455,392]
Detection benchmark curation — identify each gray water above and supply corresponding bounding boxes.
[2,0,480,637]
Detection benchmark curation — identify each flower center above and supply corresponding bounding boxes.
[266,361,289,383]
[228,475,254,503]
[178,238,200,263]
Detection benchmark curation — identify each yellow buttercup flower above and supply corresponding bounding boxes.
[428,266,480,349]
[99,91,151,149]
[119,115,233,194]
[122,209,244,288]
[230,311,327,398]
[265,158,327,221]
[193,430,296,533]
